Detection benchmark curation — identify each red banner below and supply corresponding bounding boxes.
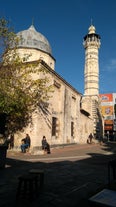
[100,94,113,102]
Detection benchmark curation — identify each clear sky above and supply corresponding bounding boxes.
[0,0,116,95]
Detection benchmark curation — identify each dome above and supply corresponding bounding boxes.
[17,25,52,55]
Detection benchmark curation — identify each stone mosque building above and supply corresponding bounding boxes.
[14,24,103,152]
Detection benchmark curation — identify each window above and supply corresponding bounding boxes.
[52,117,57,136]
[71,122,74,137]
[54,80,61,88]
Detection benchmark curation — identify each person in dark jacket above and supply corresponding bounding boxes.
[21,134,31,153]
[42,136,51,154]
[9,134,14,149]
[88,133,93,144]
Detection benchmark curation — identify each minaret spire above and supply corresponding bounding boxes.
[82,24,102,138]
[91,18,93,25]
[83,24,101,96]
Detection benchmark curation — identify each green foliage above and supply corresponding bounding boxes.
[0,17,53,135]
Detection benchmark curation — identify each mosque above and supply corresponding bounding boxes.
[14,23,103,152]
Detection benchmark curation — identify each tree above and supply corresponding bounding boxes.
[0,18,53,136]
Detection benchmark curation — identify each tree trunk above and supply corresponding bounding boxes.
[0,145,7,168]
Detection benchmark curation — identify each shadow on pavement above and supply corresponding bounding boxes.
[0,142,116,207]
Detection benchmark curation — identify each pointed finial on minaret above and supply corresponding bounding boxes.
[88,19,95,34]
[91,18,93,26]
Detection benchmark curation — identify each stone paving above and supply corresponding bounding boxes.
[1,142,116,207]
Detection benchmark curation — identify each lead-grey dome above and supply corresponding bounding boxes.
[17,25,52,55]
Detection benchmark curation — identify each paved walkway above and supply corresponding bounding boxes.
[1,142,116,207]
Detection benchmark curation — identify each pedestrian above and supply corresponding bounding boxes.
[42,136,51,154]
[88,133,93,144]
[42,136,47,152]
[21,133,31,153]
[9,134,14,149]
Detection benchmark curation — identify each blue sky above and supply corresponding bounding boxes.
[0,0,116,94]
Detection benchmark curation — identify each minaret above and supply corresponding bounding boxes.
[82,24,103,138]
[83,24,101,98]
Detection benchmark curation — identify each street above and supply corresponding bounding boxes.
[1,142,116,207]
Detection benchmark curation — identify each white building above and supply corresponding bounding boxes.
[13,24,103,151]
